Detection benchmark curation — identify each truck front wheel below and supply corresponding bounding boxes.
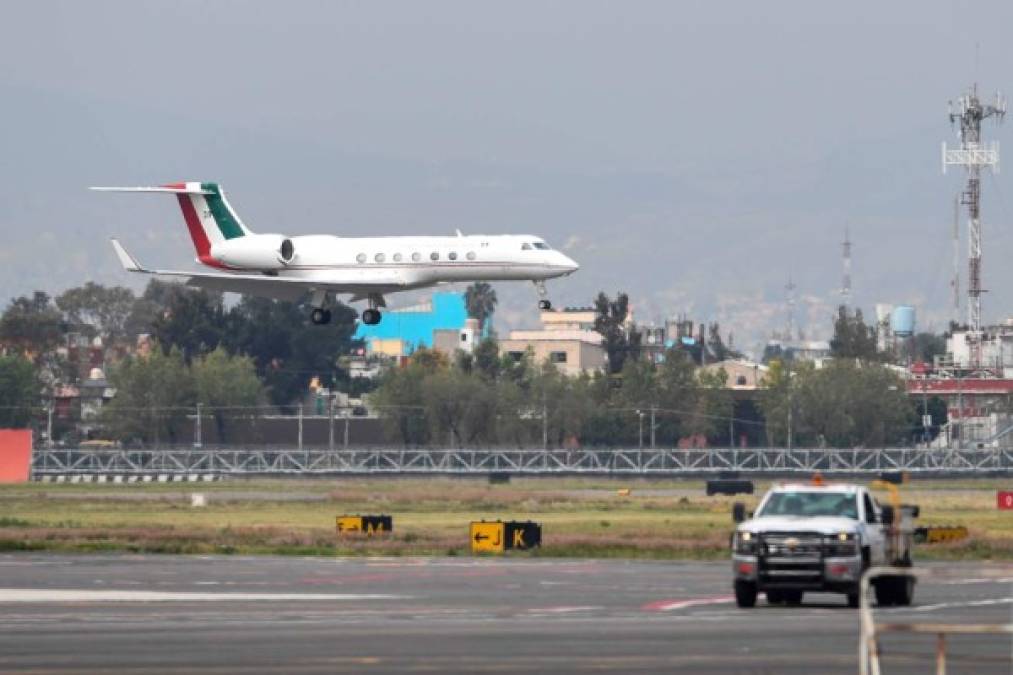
[735,580,757,608]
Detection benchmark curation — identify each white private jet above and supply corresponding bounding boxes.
[93,182,578,325]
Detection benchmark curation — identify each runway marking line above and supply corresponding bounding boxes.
[641,595,735,612]
[0,589,410,603]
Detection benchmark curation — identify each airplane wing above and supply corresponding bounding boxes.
[110,239,405,302]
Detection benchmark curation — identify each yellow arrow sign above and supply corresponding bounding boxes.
[470,521,505,553]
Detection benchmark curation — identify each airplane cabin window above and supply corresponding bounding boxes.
[466,251,476,260]
[448,252,458,261]
[393,253,403,262]
[521,243,532,250]
[356,253,367,263]
[411,252,421,262]
[430,251,440,261]
[374,253,385,263]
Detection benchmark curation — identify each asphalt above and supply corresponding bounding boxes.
[0,554,1010,674]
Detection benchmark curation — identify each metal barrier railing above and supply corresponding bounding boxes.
[858,566,1013,675]
[30,446,1013,476]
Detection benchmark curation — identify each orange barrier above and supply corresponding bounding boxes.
[0,430,32,483]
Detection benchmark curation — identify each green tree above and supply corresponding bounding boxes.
[759,359,912,448]
[830,306,880,361]
[223,296,358,407]
[192,348,264,443]
[55,282,136,344]
[473,338,501,381]
[372,362,430,446]
[124,279,176,337]
[151,287,227,362]
[464,282,498,332]
[593,291,641,374]
[423,369,497,447]
[0,355,37,428]
[0,292,66,356]
[910,332,947,364]
[103,347,196,446]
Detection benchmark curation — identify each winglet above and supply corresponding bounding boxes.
[110,239,145,272]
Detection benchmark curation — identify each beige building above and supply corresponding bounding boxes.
[700,359,768,390]
[499,308,606,376]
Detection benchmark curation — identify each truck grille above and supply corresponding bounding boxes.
[762,533,822,558]
[759,532,823,582]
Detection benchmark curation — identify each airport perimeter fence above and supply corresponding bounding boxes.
[30,445,1013,478]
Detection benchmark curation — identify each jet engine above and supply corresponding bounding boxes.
[210,234,295,269]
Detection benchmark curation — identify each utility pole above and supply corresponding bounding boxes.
[328,394,335,451]
[46,403,53,449]
[637,410,644,450]
[343,407,350,448]
[650,405,656,449]
[194,403,202,449]
[786,359,793,451]
[943,84,1005,366]
[542,389,548,450]
[297,403,303,450]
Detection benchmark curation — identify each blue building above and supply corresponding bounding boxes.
[354,292,477,357]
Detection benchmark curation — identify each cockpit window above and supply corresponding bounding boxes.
[521,243,533,250]
[533,242,551,250]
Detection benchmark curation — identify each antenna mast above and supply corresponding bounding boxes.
[785,276,797,341]
[840,226,852,309]
[951,193,960,324]
[943,84,1006,365]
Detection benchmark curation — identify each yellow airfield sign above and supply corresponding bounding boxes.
[470,521,505,553]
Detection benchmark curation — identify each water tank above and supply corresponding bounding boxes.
[890,305,916,337]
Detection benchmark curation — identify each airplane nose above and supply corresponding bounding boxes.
[561,254,579,274]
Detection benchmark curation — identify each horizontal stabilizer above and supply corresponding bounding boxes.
[90,185,213,195]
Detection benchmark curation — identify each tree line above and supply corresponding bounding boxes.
[0,279,940,448]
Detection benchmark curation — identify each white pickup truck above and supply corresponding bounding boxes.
[731,481,917,608]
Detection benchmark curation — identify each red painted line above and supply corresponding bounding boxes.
[641,595,735,612]
[161,182,186,190]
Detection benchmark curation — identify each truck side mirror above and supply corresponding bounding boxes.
[880,505,895,526]
[732,502,746,523]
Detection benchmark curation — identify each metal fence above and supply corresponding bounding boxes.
[31,446,1013,476]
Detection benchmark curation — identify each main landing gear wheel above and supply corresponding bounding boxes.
[310,308,332,325]
[534,281,552,311]
[361,308,382,325]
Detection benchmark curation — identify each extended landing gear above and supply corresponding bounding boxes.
[359,293,385,326]
[310,308,332,325]
[534,281,552,311]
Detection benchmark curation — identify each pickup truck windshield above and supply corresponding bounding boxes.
[758,492,858,518]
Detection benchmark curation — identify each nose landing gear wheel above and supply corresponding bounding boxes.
[538,299,552,310]
[310,308,331,325]
[362,308,382,325]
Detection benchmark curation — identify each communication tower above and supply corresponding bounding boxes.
[785,276,797,342]
[943,84,1006,365]
[951,194,960,324]
[840,226,852,309]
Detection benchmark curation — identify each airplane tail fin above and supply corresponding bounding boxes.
[90,182,253,260]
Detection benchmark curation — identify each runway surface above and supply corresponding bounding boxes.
[0,554,1010,674]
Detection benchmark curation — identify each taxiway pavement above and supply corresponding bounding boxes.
[0,554,1009,673]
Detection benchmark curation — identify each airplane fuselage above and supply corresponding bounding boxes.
[211,233,578,290]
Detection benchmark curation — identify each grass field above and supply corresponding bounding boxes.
[0,477,1010,559]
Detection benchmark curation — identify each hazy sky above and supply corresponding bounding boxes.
[3,1,1012,353]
